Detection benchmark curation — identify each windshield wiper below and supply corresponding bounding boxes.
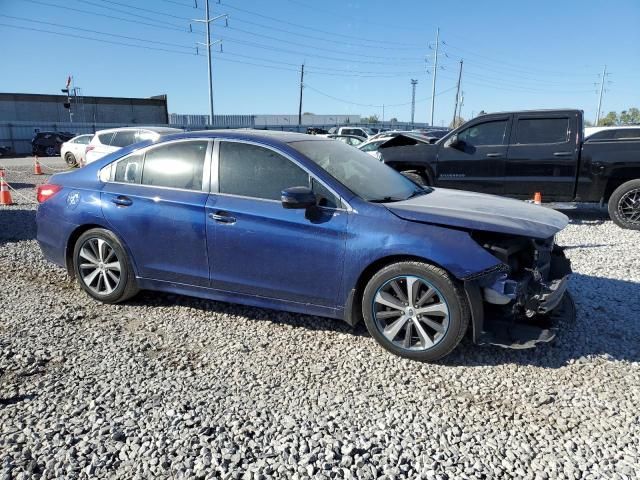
[368,196,403,203]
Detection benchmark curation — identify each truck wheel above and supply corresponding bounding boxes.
[608,179,640,230]
[362,261,469,362]
[401,171,429,186]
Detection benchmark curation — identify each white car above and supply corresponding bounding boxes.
[584,126,640,140]
[327,126,373,138]
[60,134,93,167]
[85,126,182,165]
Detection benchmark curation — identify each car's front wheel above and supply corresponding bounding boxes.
[73,228,138,303]
[45,146,56,156]
[401,171,429,186]
[64,152,78,167]
[362,261,469,361]
[608,179,640,230]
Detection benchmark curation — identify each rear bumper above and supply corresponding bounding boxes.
[36,206,76,268]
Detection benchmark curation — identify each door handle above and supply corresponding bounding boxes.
[553,151,572,157]
[111,195,132,207]
[485,153,503,158]
[208,212,236,224]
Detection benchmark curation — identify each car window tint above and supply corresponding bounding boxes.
[77,136,91,144]
[586,130,615,141]
[98,132,114,145]
[516,118,569,144]
[458,120,507,146]
[113,153,143,184]
[141,141,207,191]
[110,130,138,148]
[614,129,640,139]
[219,142,309,201]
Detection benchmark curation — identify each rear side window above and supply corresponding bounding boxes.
[615,129,640,139]
[113,153,143,184]
[75,136,92,144]
[586,130,615,141]
[110,130,138,148]
[142,141,208,191]
[98,132,114,145]
[219,142,309,201]
[458,120,508,146]
[516,118,569,144]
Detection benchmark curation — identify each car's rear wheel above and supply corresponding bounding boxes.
[73,228,138,303]
[45,146,56,156]
[608,179,640,230]
[362,261,469,362]
[64,152,78,167]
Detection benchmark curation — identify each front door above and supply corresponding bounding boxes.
[435,116,510,194]
[101,139,212,286]
[207,140,348,308]
[504,113,580,201]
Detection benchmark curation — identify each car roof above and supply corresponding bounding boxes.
[95,126,183,134]
[162,129,327,144]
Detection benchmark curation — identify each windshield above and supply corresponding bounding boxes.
[289,139,424,202]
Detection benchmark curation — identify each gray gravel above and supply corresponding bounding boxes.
[1,163,639,480]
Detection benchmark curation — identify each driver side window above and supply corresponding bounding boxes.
[457,120,508,147]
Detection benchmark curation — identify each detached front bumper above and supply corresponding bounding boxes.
[465,246,575,349]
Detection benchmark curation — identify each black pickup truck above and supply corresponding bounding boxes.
[379,109,640,229]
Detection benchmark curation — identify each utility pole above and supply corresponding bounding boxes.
[298,63,304,127]
[595,65,607,126]
[382,104,385,124]
[452,59,463,128]
[429,27,440,126]
[410,79,418,126]
[193,0,227,126]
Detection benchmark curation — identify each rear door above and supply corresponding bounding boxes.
[435,115,510,194]
[101,139,212,286]
[504,112,580,201]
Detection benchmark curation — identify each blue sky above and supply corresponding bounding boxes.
[1,0,638,125]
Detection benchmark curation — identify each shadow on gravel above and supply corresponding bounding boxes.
[559,208,609,226]
[4,182,36,190]
[0,209,36,244]
[0,393,37,406]
[125,273,639,369]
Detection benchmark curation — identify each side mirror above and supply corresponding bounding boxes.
[281,186,317,209]
[448,134,465,150]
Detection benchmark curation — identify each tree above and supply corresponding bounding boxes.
[449,116,466,129]
[598,111,618,126]
[389,117,398,124]
[620,108,640,125]
[302,112,315,115]
[584,119,594,127]
[363,114,379,124]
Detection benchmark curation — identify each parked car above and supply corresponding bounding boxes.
[60,134,93,167]
[326,134,366,147]
[379,109,640,229]
[85,126,182,164]
[327,126,373,138]
[36,130,573,362]
[306,127,329,135]
[359,132,432,158]
[32,131,76,157]
[584,125,640,140]
[0,145,12,157]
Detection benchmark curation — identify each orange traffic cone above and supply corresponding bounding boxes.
[34,156,43,175]
[0,169,14,205]
[533,192,542,205]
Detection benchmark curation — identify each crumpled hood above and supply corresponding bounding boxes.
[386,188,569,239]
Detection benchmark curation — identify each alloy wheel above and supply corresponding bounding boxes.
[78,237,121,295]
[372,275,450,351]
[618,188,640,225]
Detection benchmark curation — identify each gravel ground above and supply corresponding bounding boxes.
[1,163,639,480]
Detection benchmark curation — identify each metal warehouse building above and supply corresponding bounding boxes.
[0,92,169,124]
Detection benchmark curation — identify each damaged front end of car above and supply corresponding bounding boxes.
[464,232,575,349]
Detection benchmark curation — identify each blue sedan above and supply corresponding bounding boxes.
[36,130,573,361]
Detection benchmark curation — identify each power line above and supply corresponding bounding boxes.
[86,0,195,21]
[74,0,190,30]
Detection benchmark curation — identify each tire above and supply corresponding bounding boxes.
[73,228,139,303]
[401,171,429,186]
[607,179,640,230]
[45,146,55,156]
[64,152,78,167]
[362,261,469,362]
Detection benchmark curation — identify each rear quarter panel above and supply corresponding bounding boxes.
[579,140,640,201]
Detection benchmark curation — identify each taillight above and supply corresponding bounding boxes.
[85,145,95,153]
[36,184,62,203]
